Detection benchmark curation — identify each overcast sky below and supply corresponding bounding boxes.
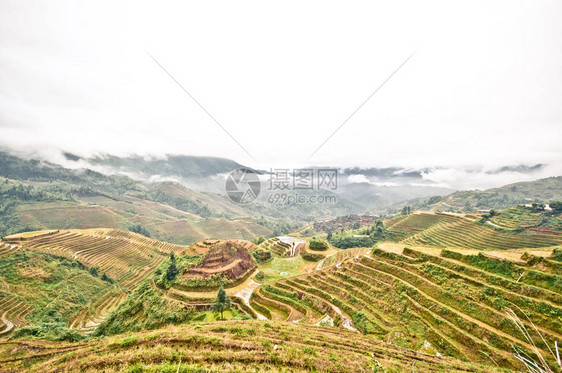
[1,0,561,186]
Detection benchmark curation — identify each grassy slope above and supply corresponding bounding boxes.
[0,250,111,339]
[0,321,503,372]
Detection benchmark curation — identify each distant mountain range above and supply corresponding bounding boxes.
[1,149,560,242]
[64,152,247,179]
[60,152,456,211]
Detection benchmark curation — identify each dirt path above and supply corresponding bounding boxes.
[234,279,267,320]
[486,221,502,228]
[0,317,13,334]
[168,270,268,319]
[171,269,261,298]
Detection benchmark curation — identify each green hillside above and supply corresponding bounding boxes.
[396,176,562,213]
[385,212,562,250]
[0,249,112,340]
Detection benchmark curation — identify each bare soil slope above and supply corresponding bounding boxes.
[183,240,256,281]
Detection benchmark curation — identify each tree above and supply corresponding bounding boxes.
[401,206,411,215]
[550,201,562,213]
[211,286,231,320]
[89,266,99,277]
[166,253,178,281]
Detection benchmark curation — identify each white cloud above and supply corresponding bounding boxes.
[346,174,370,184]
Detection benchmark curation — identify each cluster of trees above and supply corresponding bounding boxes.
[251,248,272,263]
[147,187,213,218]
[328,220,387,249]
[128,224,151,238]
[155,253,204,289]
[255,217,300,236]
[0,178,75,236]
[251,236,267,245]
[88,265,113,283]
[401,206,411,215]
[474,193,527,210]
[308,237,329,251]
[427,196,443,204]
[480,209,498,220]
[328,234,374,249]
[550,201,562,213]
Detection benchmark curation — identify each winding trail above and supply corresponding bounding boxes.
[234,279,267,320]
[159,270,268,320]
[0,318,13,334]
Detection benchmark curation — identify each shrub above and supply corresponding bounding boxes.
[255,271,265,282]
[441,250,463,261]
[119,335,138,347]
[252,236,266,245]
[302,252,324,262]
[12,323,86,342]
[330,234,374,249]
[252,249,272,263]
[309,237,329,251]
[89,266,99,277]
[552,248,562,262]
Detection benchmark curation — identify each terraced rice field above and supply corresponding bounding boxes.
[0,242,20,257]
[316,247,369,270]
[0,293,33,335]
[488,206,546,230]
[260,237,300,256]
[249,245,561,370]
[0,321,504,372]
[388,213,562,249]
[68,285,128,333]
[3,229,189,290]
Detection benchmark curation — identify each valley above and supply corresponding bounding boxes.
[0,152,561,372]
[0,205,560,372]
